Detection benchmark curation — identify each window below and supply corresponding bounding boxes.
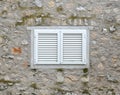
[28,26,89,68]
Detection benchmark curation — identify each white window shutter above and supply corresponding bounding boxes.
[61,30,87,64]
[34,29,60,64]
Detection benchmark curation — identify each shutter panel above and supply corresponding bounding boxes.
[63,33,82,61]
[61,30,87,64]
[34,30,59,64]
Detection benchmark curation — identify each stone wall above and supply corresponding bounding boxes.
[0,0,120,94]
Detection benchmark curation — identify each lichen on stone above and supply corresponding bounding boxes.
[30,82,38,89]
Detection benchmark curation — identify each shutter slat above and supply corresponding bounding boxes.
[64,35,82,37]
[38,51,57,53]
[38,50,57,52]
[63,42,82,44]
[38,45,57,47]
[63,53,82,55]
[38,46,57,47]
[38,59,57,61]
[38,56,57,59]
[63,47,82,49]
[38,43,57,46]
[63,59,82,61]
[38,48,57,50]
[64,55,82,57]
[63,49,82,52]
[38,41,57,45]
[38,37,57,39]
[39,39,56,42]
[64,37,82,39]
[64,40,82,42]
[63,56,82,59]
[38,54,57,55]
[38,55,57,58]
[63,46,82,48]
[63,44,82,45]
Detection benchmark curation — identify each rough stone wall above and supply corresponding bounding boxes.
[0,0,120,95]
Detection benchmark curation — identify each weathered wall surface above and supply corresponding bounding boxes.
[0,0,120,95]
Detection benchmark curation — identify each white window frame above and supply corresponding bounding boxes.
[28,26,89,69]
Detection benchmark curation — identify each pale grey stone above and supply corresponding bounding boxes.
[100,56,106,61]
[107,91,114,95]
[65,92,72,95]
[23,92,30,95]
[17,87,27,91]
[73,19,78,26]
[72,93,77,95]
[1,11,7,18]
[0,83,8,91]
[104,9,111,14]
[90,21,97,26]
[16,20,23,23]
[18,1,35,8]
[84,18,89,25]
[102,28,108,33]
[92,41,96,45]
[81,76,89,83]
[34,0,42,8]
[73,13,77,17]
[11,4,18,10]
[113,8,119,13]
[21,40,29,45]
[56,72,64,82]
[105,15,115,22]
[67,19,73,25]
[35,17,42,25]
[106,74,118,83]
[109,25,116,33]
[1,54,14,59]
[78,19,83,25]
[3,46,9,52]
[0,70,6,75]
[7,82,14,86]
[76,6,86,11]
[4,75,10,81]
[62,86,69,91]
[40,89,49,95]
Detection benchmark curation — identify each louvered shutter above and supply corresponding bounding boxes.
[34,29,60,64]
[30,27,89,68]
[61,30,87,64]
